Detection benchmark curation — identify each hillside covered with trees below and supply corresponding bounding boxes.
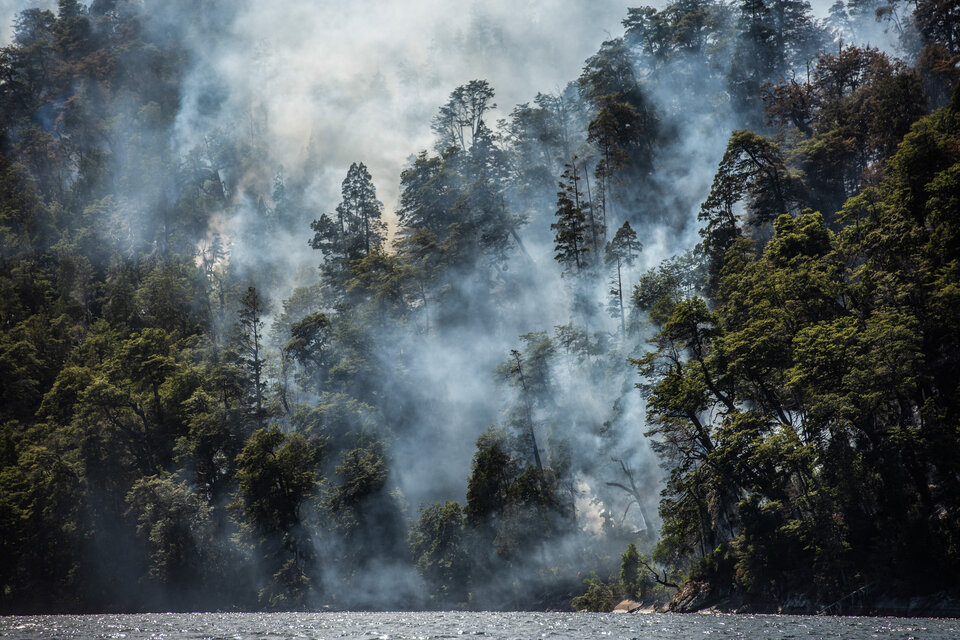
[0,0,958,614]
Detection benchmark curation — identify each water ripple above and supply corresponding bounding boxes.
[0,611,956,640]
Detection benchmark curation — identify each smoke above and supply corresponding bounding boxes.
[0,0,53,44]
[171,0,631,221]
[164,0,673,533]
[160,0,765,605]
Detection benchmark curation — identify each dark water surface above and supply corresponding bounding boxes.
[1,612,956,639]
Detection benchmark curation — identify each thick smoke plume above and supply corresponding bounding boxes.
[161,0,680,519]
[171,0,630,216]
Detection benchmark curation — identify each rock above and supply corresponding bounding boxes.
[870,592,960,617]
[667,581,714,613]
[612,599,644,613]
[779,593,817,614]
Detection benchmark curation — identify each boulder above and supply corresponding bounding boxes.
[612,599,645,613]
[667,581,714,613]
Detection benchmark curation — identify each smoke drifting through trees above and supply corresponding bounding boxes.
[1,0,957,614]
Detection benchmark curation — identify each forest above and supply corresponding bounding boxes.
[0,0,958,614]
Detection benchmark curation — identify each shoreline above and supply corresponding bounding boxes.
[654,582,960,619]
[4,606,959,618]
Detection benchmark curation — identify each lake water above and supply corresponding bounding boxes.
[1,611,957,639]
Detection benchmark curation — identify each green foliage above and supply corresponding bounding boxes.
[284,312,332,392]
[698,130,799,288]
[432,80,496,152]
[463,422,575,575]
[310,162,387,302]
[571,574,618,612]
[125,474,210,584]
[233,427,322,607]
[619,542,642,598]
[727,0,827,124]
[763,45,928,214]
[323,440,407,576]
[409,501,470,603]
[551,162,591,274]
[0,0,956,615]
[326,443,388,532]
[643,98,960,606]
[623,0,732,69]
[234,427,321,539]
[465,428,516,527]
[606,221,642,332]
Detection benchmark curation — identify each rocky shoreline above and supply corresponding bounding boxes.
[611,582,960,618]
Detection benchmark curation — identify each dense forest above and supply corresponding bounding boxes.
[0,0,958,614]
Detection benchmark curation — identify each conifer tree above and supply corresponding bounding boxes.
[237,286,267,429]
[605,221,643,333]
[338,161,385,257]
[551,162,590,274]
[310,162,385,298]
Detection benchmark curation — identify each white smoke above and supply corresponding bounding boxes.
[172,0,632,219]
[0,0,54,44]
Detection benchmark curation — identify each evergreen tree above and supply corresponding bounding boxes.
[605,221,643,334]
[551,162,591,274]
[698,130,797,291]
[409,501,471,604]
[338,161,385,257]
[310,162,386,298]
[237,286,268,429]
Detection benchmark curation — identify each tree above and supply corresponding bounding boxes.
[347,247,409,323]
[462,424,572,586]
[270,166,291,230]
[580,39,661,219]
[57,0,85,20]
[571,575,618,611]
[431,80,496,152]
[396,151,459,236]
[236,287,268,429]
[465,429,516,527]
[579,38,639,102]
[176,366,247,509]
[325,441,406,573]
[408,501,471,604]
[338,162,385,257]
[698,130,797,291]
[623,6,676,66]
[605,221,643,333]
[310,162,386,299]
[284,312,332,393]
[909,0,960,105]
[587,94,658,221]
[552,162,591,274]
[638,103,960,598]
[232,427,322,608]
[623,0,732,73]
[762,46,928,213]
[727,0,778,123]
[0,436,85,610]
[728,0,825,124]
[620,542,642,598]
[496,333,558,476]
[502,92,574,205]
[125,474,211,589]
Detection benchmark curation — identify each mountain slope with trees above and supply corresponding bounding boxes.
[0,0,957,614]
